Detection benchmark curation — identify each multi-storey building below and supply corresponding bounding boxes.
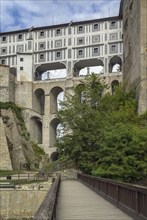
[0,16,123,81]
[0,16,123,158]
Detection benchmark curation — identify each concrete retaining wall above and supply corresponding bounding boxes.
[0,190,47,220]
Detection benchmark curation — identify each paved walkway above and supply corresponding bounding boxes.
[56,180,133,220]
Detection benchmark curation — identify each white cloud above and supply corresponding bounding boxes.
[0,0,121,32]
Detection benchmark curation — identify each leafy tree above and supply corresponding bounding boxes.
[56,73,147,183]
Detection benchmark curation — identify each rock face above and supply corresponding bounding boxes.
[0,117,12,170]
[1,109,27,170]
[0,108,37,170]
[0,65,47,170]
[0,109,35,170]
[120,0,147,114]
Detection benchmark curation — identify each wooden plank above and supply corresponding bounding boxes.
[56,180,133,220]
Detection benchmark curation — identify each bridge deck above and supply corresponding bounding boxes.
[56,180,133,220]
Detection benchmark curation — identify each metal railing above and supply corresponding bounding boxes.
[33,174,61,220]
[77,173,147,220]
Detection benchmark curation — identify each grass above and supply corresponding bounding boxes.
[0,170,24,177]
[0,178,49,185]
[15,179,48,185]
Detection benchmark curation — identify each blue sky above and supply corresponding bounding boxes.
[0,0,121,32]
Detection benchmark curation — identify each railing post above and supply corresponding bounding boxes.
[116,185,119,204]
[135,190,139,215]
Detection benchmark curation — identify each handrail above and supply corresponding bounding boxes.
[33,174,61,220]
[77,173,147,220]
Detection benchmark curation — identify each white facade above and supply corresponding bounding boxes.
[0,16,123,81]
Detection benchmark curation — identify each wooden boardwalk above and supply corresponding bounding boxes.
[56,180,133,220]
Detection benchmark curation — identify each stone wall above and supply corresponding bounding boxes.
[0,65,10,102]
[1,109,27,170]
[0,190,47,219]
[0,117,12,170]
[15,81,33,109]
[121,0,147,114]
[0,65,15,103]
[138,0,147,114]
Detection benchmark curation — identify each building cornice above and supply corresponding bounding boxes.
[0,16,122,36]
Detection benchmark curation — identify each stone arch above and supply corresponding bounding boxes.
[73,58,104,76]
[33,88,45,114]
[111,80,119,94]
[49,118,61,147]
[29,116,42,144]
[50,87,64,113]
[50,151,59,162]
[34,62,66,80]
[109,56,122,73]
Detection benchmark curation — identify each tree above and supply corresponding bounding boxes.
[56,73,147,182]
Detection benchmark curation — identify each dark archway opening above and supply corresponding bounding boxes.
[74,58,104,76]
[34,62,66,81]
[109,56,122,73]
[33,88,45,114]
[50,87,63,113]
[29,116,42,144]
[50,152,59,162]
[111,80,119,94]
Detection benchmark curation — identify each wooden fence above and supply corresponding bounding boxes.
[77,173,147,220]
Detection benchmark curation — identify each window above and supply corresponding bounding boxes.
[18,34,23,40]
[110,44,118,53]
[55,40,62,47]
[79,26,83,31]
[2,48,6,53]
[110,33,117,40]
[93,47,100,56]
[111,21,116,26]
[2,36,6,42]
[1,59,6,64]
[94,48,99,53]
[79,39,83,44]
[110,21,117,29]
[79,50,83,55]
[40,44,44,48]
[56,29,61,35]
[17,45,23,53]
[77,37,84,45]
[55,51,62,60]
[78,26,84,33]
[92,35,100,43]
[77,25,85,34]
[39,43,45,49]
[20,58,23,62]
[78,49,84,57]
[56,51,61,57]
[93,23,100,31]
[20,66,23,70]
[40,31,44,37]
[94,24,98,29]
[40,54,44,59]
[111,45,116,51]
